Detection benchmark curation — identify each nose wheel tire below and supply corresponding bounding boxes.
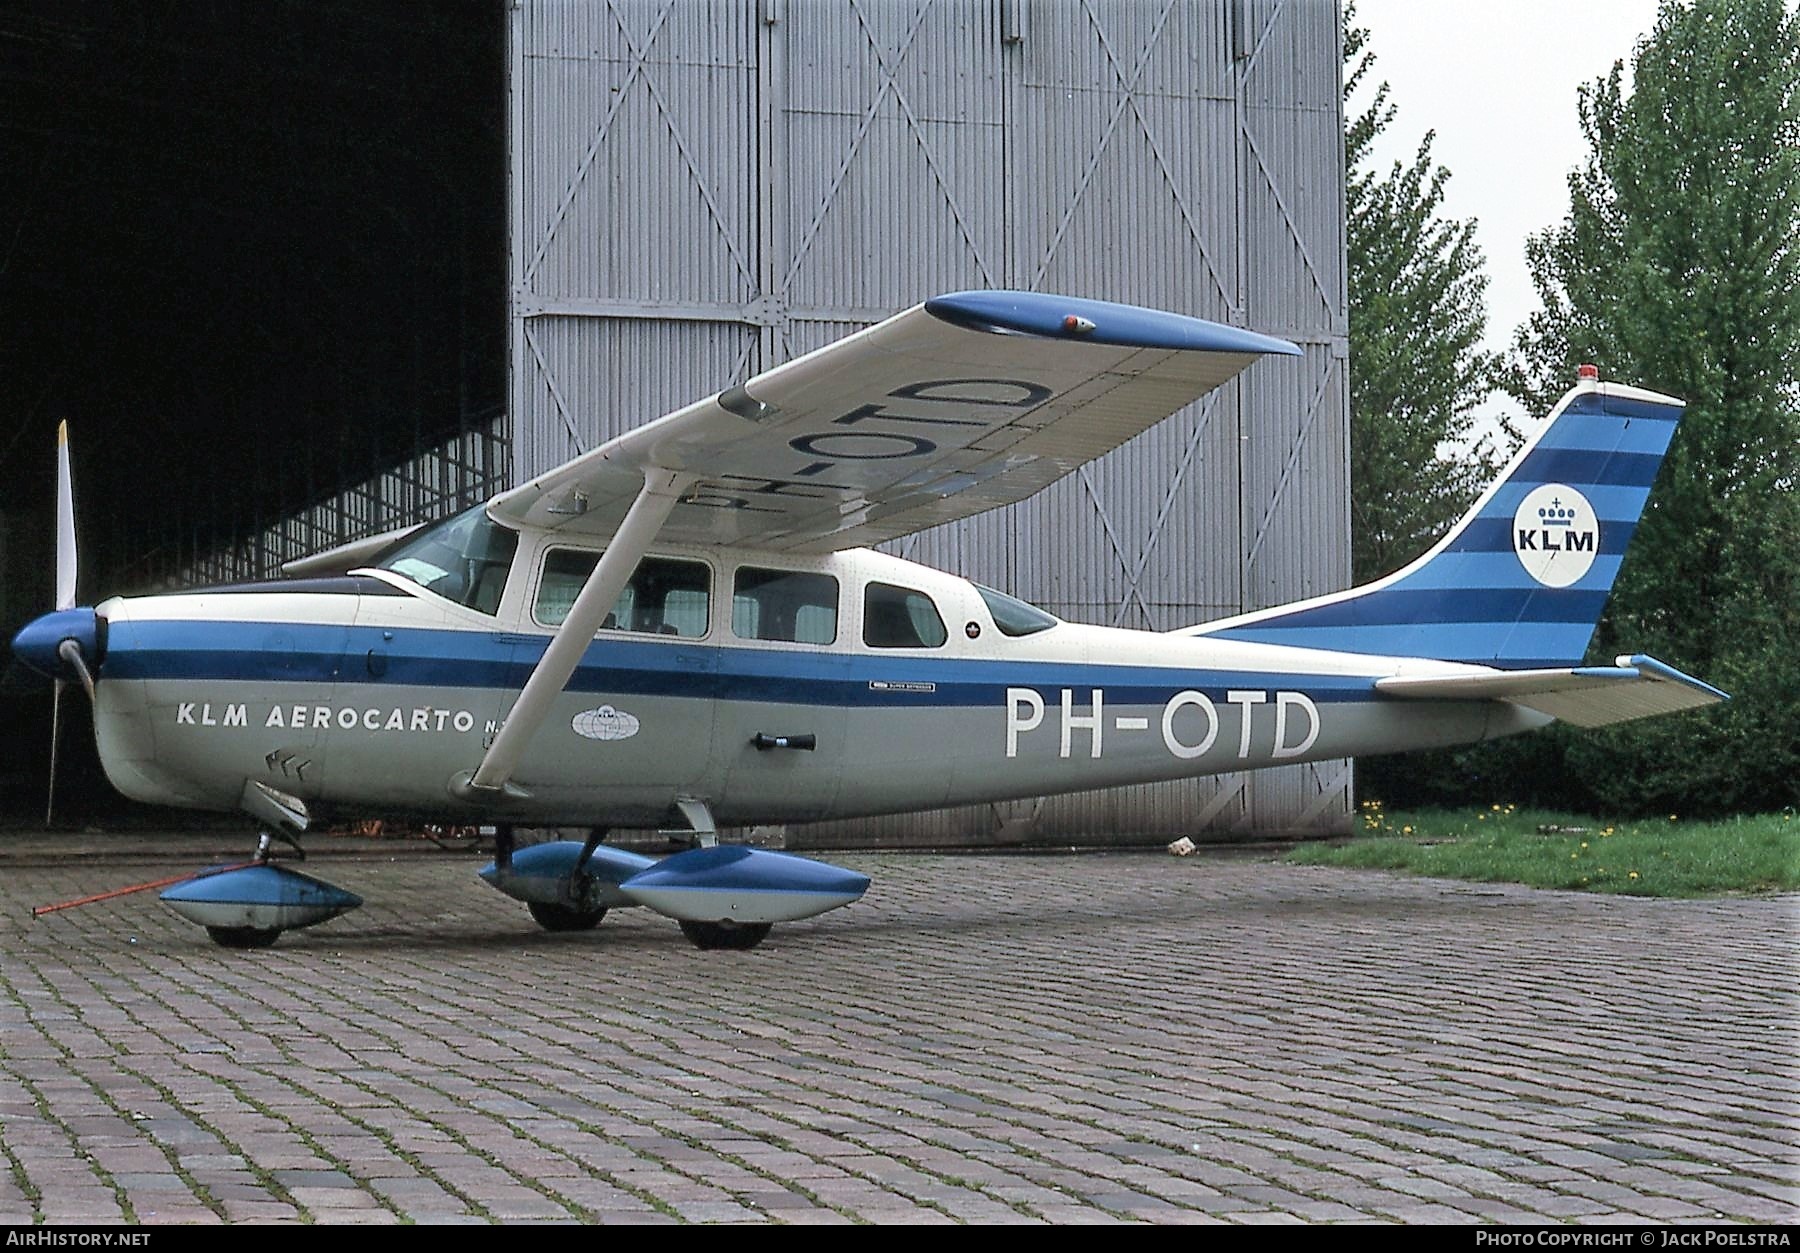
[679,920,772,951]
[527,901,607,932]
[205,926,282,949]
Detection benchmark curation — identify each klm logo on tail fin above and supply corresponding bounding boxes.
[1512,484,1599,587]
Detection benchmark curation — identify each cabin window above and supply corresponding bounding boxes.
[732,567,838,645]
[536,550,711,637]
[976,584,1060,637]
[863,583,948,649]
[377,506,519,615]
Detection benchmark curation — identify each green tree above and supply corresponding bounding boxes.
[1506,0,1800,814]
[1344,5,1501,586]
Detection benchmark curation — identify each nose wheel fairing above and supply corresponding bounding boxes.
[160,863,363,940]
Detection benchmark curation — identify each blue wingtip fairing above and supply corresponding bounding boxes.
[925,290,1302,358]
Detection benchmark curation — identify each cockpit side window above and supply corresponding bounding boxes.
[376,507,519,615]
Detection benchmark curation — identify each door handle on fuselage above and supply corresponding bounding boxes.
[752,733,817,751]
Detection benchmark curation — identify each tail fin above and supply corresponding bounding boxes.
[1186,376,1684,669]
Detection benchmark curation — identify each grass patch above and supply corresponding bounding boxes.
[1287,803,1800,897]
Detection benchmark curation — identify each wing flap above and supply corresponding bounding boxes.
[489,292,1298,553]
[1375,654,1728,728]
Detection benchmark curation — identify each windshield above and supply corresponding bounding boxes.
[976,585,1060,637]
[375,506,519,615]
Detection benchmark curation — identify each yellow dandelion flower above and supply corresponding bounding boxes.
[1628,871,1640,880]
[1580,842,1588,849]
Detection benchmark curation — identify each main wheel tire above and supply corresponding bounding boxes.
[527,901,607,932]
[679,920,772,951]
[205,925,282,949]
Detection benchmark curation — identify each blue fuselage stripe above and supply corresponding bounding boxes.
[102,619,1384,705]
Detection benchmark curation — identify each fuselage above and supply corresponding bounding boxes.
[82,520,1543,827]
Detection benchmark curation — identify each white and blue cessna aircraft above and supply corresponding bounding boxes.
[13,291,1725,950]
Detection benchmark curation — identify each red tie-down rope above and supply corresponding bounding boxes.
[32,861,259,918]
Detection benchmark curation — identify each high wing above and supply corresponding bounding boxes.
[1375,654,1728,728]
[489,291,1300,553]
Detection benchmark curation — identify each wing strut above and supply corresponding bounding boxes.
[451,467,691,802]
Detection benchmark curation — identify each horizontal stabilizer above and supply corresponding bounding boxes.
[1375,654,1727,728]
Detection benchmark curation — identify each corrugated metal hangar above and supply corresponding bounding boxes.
[0,0,1349,838]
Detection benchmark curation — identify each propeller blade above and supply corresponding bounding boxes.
[58,638,96,702]
[46,678,63,828]
[55,420,76,611]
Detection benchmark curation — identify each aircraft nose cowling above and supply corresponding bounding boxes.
[11,607,103,681]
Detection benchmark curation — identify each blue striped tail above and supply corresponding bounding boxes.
[1188,381,1684,669]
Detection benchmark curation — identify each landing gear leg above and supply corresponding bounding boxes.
[254,828,304,863]
[674,797,718,849]
[573,826,609,880]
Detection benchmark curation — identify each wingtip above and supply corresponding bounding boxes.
[925,290,1302,358]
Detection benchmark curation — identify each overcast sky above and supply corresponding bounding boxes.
[1352,0,1663,423]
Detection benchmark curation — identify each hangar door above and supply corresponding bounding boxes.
[508,0,1351,842]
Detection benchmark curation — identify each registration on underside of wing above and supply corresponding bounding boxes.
[488,291,1300,553]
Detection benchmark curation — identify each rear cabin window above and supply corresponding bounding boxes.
[732,567,838,645]
[863,583,948,649]
[536,551,711,637]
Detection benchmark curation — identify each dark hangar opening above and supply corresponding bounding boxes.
[0,1,505,824]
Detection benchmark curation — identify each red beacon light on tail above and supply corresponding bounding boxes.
[1577,363,1600,382]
